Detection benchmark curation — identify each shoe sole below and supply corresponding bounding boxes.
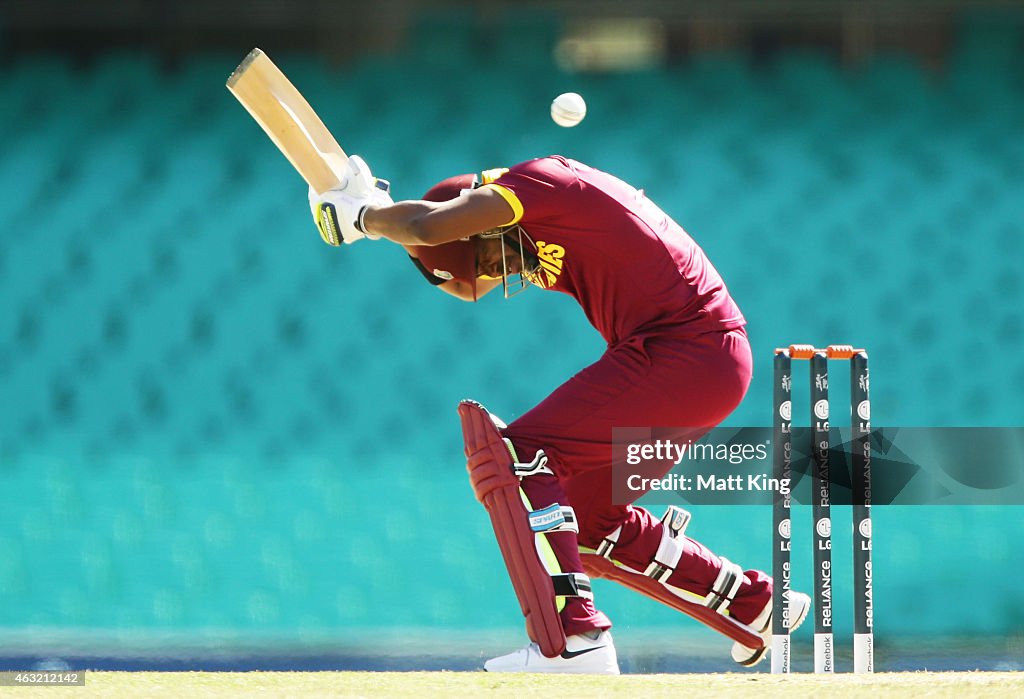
[484,660,620,675]
[484,637,621,675]
[787,592,811,634]
[734,593,812,667]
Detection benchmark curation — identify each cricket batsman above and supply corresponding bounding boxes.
[308,154,810,674]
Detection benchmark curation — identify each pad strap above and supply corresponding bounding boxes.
[596,526,622,559]
[528,504,579,533]
[704,557,745,613]
[507,440,554,478]
[644,506,692,582]
[663,504,692,536]
[552,572,594,601]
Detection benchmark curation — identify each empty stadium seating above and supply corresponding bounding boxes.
[1,10,1022,658]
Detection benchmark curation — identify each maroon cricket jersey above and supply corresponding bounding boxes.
[487,156,745,345]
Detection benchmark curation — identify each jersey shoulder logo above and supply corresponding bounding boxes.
[527,240,566,289]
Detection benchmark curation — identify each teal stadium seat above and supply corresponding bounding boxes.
[406,8,477,71]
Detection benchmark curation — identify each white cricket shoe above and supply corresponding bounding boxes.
[484,630,620,674]
[731,591,811,667]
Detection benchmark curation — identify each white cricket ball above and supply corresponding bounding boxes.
[551,92,586,127]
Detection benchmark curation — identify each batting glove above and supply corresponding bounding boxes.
[308,155,393,245]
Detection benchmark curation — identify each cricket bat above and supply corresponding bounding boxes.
[226,48,349,194]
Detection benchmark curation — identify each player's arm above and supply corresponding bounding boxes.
[403,245,502,302]
[364,186,517,246]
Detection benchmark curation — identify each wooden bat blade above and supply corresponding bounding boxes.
[227,48,348,194]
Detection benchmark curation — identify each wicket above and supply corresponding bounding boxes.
[771,344,873,674]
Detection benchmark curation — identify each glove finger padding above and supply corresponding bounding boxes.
[308,186,362,246]
[314,201,346,246]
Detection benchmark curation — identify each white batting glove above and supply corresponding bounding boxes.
[308,155,392,246]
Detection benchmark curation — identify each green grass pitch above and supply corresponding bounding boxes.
[33,671,1024,698]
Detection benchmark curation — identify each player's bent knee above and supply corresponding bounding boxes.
[574,512,628,551]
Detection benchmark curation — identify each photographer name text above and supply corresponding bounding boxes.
[626,473,790,494]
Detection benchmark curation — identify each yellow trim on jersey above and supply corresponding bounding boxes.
[480,168,509,184]
[481,183,524,226]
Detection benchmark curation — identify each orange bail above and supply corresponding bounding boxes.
[775,344,866,360]
[788,344,818,359]
[826,344,866,359]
